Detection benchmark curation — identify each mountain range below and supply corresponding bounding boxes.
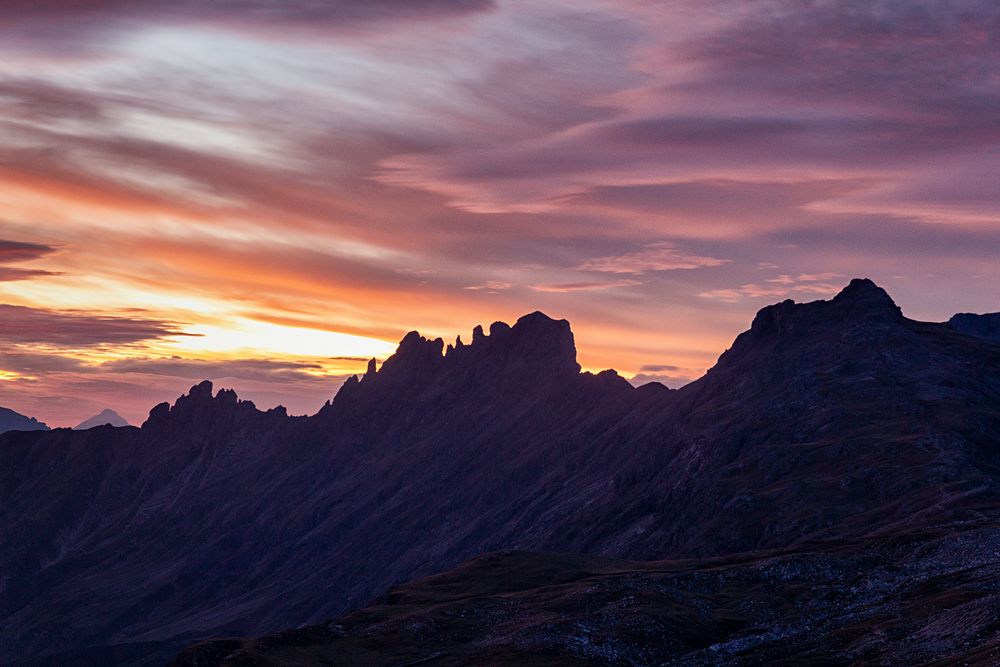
[0,407,49,435]
[3,279,1000,665]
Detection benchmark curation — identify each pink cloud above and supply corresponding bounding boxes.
[578,243,728,274]
[530,280,642,293]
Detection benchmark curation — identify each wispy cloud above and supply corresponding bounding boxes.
[0,305,194,347]
[0,239,59,281]
[578,243,728,274]
[530,279,642,293]
[463,281,512,291]
[700,273,846,303]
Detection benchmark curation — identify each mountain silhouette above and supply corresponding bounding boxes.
[74,408,129,430]
[3,279,1000,665]
[950,311,1000,342]
[0,406,49,434]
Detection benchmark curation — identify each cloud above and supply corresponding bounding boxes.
[96,357,349,386]
[0,350,85,375]
[640,363,680,373]
[0,1,498,53]
[463,281,513,291]
[699,273,846,302]
[578,243,728,274]
[0,305,194,347]
[0,239,56,262]
[530,279,642,293]
[0,238,59,281]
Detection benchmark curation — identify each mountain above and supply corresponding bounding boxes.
[0,406,49,434]
[950,311,1000,342]
[74,409,129,430]
[3,279,1000,665]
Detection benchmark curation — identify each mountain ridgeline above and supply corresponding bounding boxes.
[0,407,49,434]
[4,279,1000,665]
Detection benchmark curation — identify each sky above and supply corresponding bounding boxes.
[0,0,998,426]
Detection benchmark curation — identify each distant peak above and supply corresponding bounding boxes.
[0,406,49,432]
[75,408,129,430]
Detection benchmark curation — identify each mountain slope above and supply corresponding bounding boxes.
[0,406,49,434]
[74,409,129,430]
[175,521,1000,666]
[3,279,1000,665]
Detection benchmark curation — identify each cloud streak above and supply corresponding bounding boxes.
[0,305,194,347]
[578,243,728,274]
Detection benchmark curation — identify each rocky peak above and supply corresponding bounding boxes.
[713,278,909,380]
[830,278,902,318]
[503,311,579,375]
[333,311,581,406]
[748,278,902,338]
[142,381,262,430]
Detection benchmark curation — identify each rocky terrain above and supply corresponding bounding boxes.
[176,521,1000,666]
[4,279,1000,665]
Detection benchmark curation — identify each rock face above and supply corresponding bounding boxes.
[74,409,129,430]
[3,280,1000,665]
[0,406,48,434]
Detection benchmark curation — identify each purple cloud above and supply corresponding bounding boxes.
[578,243,728,274]
[0,239,59,281]
[0,305,194,347]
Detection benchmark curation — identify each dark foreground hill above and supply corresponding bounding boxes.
[175,522,1000,666]
[3,279,1000,665]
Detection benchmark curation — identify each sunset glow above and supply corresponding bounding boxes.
[1,0,999,425]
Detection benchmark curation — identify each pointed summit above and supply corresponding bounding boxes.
[831,278,900,315]
[75,409,129,430]
[748,278,902,338]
